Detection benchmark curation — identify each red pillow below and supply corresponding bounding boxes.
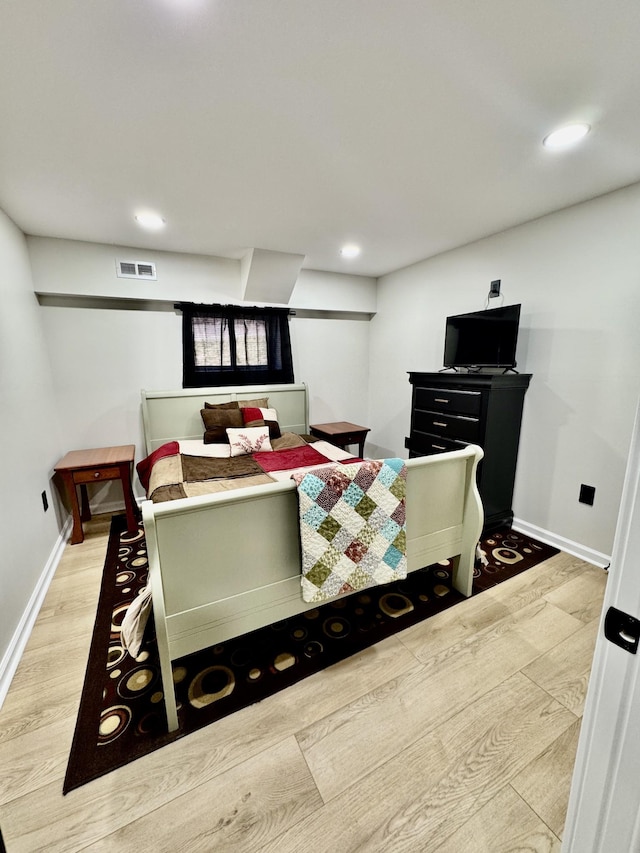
[241,407,281,440]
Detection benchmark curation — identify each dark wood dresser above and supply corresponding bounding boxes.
[405,372,532,532]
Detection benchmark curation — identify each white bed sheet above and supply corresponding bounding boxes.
[177,437,354,464]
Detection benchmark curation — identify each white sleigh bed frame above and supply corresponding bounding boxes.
[140,383,484,731]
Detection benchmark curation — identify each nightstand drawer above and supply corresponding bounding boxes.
[415,387,482,416]
[412,410,481,442]
[74,466,121,484]
[337,432,367,446]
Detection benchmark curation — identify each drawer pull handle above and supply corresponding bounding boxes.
[432,444,446,450]
[435,398,449,403]
[433,421,447,428]
[94,472,100,478]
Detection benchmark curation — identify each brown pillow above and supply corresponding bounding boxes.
[204,400,240,410]
[238,397,269,409]
[200,407,243,443]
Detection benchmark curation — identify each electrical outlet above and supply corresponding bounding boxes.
[489,279,501,297]
[579,484,595,506]
[41,490,48,512]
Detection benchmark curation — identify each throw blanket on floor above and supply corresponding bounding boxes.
[292,458,408,603]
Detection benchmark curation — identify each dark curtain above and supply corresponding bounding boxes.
[180,303,294,388]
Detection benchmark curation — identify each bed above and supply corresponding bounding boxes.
[139,383,484,731]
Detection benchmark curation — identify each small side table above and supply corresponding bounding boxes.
[309,421,370,457]
[55,445,139,544]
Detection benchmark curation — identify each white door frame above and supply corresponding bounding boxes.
[563,399,640,851]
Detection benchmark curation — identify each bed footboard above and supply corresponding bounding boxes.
[142,445,483,731]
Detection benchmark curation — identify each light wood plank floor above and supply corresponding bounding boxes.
[0,515,607,852]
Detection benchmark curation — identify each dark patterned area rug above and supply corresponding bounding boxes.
[63,516,558,793]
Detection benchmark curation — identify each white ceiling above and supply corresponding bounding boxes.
[1,0,639,278]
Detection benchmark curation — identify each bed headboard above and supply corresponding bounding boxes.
[141,383,309,454]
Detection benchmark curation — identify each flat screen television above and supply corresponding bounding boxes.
[443,304,521,369]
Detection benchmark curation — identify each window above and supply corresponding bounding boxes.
[181,303,294,387]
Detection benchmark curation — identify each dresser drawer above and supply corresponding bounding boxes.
[414,386,482,416]
[73,466,121,484]
[412,410,481,442]
[406,433,470,456]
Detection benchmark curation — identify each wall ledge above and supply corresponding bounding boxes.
[35,292,375,320]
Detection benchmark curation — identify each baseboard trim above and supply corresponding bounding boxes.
[0,517,72,710]
[512,517,611,569]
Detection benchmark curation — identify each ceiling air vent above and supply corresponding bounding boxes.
[116,259,157,280]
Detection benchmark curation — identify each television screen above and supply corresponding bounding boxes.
[443,304,521,368]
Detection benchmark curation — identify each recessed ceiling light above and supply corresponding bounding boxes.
[340,244,361,259]
[134,211,166,231]
[542,123,591,150]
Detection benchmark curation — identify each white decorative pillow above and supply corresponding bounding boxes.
[257,407,278,422]
[226,426,273,456]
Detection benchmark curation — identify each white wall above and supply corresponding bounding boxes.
[292,269,377,313]
[291,317,371,425]
[31,238,376,505]
[369,183,640,557]
[0,210,63,683]
[28,237,241,302]
[39,304,181,506]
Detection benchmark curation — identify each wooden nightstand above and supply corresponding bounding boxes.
[55,445,139,544]
[309,421,370,457]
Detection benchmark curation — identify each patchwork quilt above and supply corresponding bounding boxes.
[292,458,408,603]
[137,433,330,502]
